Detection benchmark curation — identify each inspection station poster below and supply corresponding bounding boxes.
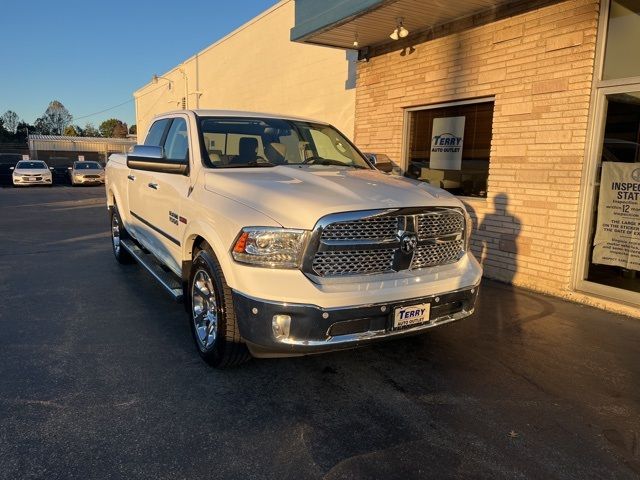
[430,116,465,170]
[592,162,640,270]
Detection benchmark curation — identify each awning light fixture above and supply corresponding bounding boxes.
[390,17,409,40]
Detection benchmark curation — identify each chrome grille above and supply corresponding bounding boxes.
[312,249,394,276]
[309,209,466,279]
[410,240,465,270]
[321,216,399,241]
[417,211,464,239]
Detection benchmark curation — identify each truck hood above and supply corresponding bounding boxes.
[204,166,462,229]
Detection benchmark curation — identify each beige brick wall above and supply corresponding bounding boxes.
[354,0,600,297]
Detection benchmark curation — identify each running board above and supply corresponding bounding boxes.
[121,239,183,302]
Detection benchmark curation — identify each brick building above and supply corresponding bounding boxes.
[292,0,640,315]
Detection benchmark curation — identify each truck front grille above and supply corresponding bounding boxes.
[321,216,399,241]
[312,249,395,276]
[410,240,465,270]
[417,212,464,239]
[308,209,466,279]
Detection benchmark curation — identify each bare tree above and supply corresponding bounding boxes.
[41,101,73,135]
[1,110,19,134]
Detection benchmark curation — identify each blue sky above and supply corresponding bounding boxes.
[0,0,277,128]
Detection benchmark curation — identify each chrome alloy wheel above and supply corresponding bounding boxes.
[111,211,121,255]
[191,269,219,350]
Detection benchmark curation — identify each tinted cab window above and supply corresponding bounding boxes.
[144,119,171,146]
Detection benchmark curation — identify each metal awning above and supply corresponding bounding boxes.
[292,0,515,49]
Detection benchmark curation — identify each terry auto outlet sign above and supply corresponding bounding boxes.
[430,116,465,170]
[592,162,640,270]
[429,117,465,170]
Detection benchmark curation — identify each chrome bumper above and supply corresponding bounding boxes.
[233,284,479,358]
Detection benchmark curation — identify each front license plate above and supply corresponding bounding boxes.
[27,178,35,182]
[393,303,431,329]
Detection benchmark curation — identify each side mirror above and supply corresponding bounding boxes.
[127,145,188,175]
[364,153,393,173]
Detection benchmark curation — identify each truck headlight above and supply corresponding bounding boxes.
[232,227,308,268]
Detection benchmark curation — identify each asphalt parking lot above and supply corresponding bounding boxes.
[1,186,639,479]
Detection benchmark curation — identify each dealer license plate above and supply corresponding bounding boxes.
[393,303,431,329]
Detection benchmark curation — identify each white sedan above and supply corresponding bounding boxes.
[68,161,105,186]
[11,160,53,186]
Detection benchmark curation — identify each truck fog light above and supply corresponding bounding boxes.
[272,314,291,339]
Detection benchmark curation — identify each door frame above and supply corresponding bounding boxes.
[572,0,640,306]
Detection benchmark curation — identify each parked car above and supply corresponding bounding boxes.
[0,153,24,186]
[11,160,53,186]
[106,110,481,368]
[69,161,105,186]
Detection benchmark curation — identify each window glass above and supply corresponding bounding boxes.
[310,129,353,163]
[406,101,494,198]
[603,0,640,80]
[163,118,189,161]
[16,161,46,169]
[198,117,370,169]
[144,119,170,146]
[226,134,264,157]
[586,92,640,293]
[74,162,102,169]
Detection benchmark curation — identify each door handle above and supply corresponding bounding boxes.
[148,182,158,190]
[127,174,135,181]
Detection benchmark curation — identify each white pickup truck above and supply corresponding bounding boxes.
[106,110,482,367]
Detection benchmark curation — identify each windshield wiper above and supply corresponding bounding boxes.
[301,157,362,168]
[226,161,276,168]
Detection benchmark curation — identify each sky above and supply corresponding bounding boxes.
[0,0,278,129]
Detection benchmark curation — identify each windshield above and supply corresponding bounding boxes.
[16,161,46,169]
[74,162,102,170]
[198,117,371,169]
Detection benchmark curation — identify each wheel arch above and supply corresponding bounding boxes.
[181,226,237,288]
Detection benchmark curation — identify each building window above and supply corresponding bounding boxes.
[602,0,640,80]
[406,100,494,198]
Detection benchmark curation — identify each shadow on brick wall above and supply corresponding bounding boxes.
[467,193,524,335]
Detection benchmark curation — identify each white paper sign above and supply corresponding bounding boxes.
[430,116,465,170]
[78,155,85,161]
[22,154,29,160]
[592,162,640,270]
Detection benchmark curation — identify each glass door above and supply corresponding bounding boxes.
[574,0,640,305]
[583,92,640,297]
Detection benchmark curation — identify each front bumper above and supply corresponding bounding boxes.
[73,176,105,184]
[13,176,52,185]
[233,283,479,357]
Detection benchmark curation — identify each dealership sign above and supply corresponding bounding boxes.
[592,162,640,270]
[430,116,465,170]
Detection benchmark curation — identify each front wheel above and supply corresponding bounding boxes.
[189,245,250,368]
[110,205,133,264]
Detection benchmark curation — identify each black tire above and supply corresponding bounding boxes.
[188,243,251,368]
[110,205,134,264]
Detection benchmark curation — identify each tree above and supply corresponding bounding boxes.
[1,110,19,134]
[63,125,79,136]
[112,122,128,138]
[129,124,137,135]
[14,121,35,141]
[34,116,52,135]
[40,100,73,135]
[82,123,100,137]
[99,118,127,138]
